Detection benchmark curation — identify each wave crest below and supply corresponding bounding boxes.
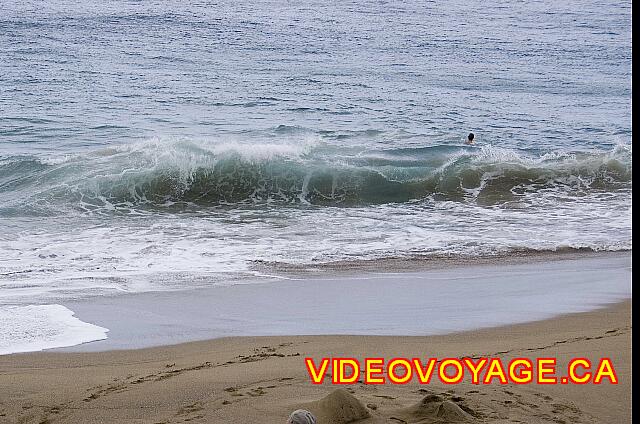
[0,139,631,212]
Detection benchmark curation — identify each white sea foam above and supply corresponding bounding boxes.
[0,185,632,306]
[109,136,319,163]
[0,304,108,355]
[0,139,631,306]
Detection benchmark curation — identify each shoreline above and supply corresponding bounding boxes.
[252,248,631,276]
[51,250,631,352]
[0,300,631,423]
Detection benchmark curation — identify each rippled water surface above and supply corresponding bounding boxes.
[0,0,632,304]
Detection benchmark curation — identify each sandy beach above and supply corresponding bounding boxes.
[0,297,630,423]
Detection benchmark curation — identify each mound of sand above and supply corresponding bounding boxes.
[301,389,371,424]
[398,393,475,423]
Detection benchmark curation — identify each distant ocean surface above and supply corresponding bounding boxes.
[0,1,632,351]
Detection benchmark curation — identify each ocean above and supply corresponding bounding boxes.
[0,0,632,353]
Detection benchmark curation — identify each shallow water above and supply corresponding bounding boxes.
[59,254,631,351]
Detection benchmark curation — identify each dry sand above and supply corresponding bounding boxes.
[0,300,630,423]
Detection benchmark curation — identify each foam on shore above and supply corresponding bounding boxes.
[0,304,108,355]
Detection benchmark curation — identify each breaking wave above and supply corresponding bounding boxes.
[0,138,631,214]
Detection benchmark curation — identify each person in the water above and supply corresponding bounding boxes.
[465,132,475,145]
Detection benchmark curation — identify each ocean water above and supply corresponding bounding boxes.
[0,1,632,351]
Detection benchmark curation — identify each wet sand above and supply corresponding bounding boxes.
[0,252,632,423]
[0,300,631,423]
[61,252,630,351]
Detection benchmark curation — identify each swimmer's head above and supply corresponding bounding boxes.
[468,133,474,142]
